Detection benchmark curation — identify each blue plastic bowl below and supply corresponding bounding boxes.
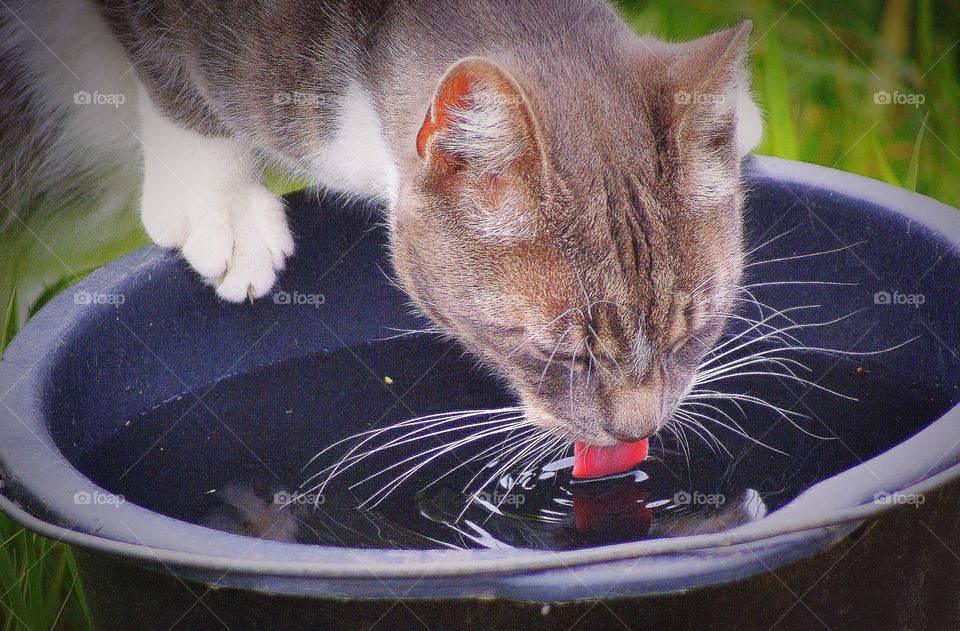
[1,156,959,628]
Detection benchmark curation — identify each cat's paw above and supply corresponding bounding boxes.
[179,184,295,302]
[136,85,294,303]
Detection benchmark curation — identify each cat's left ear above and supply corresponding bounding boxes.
[416,57,546,179]
[674,20,763,157]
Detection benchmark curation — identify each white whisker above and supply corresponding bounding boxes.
[673,411,729,457]
[677,407,788,455]
[303,407,525,493]
[745,241,867,268]
[355,421,536,508]
[744,225,802,258]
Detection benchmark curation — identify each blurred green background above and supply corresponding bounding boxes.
[1,0,958,628]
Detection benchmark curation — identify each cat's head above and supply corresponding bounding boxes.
[391,22,760,447]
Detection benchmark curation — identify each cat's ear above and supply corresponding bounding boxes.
[416,58,544,178]
[674,20,762,157]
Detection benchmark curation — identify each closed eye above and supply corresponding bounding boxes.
[673,316,725,362]
[531,344,589,367]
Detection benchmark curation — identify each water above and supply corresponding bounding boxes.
[77,336,946,551]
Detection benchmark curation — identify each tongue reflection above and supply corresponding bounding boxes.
[572,439,649,479]
[573,484,653,538]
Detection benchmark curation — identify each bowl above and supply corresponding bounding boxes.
[1,156,959,629]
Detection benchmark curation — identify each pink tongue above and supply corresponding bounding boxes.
[572,439,649,479]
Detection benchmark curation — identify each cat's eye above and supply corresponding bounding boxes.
[531,344,588,368]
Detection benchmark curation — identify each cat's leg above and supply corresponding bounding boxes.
[137,84,294,302]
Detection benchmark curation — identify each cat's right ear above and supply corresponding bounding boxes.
[416,58,545,179]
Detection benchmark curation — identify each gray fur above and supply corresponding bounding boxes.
[1,0,760,446]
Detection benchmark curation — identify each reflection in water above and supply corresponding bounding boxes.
[199,451,767,550]
[78,314,948,552]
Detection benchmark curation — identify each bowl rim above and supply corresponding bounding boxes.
[1,155,959,595]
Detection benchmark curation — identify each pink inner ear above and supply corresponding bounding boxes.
[415,108,434,159]
[416,70,477,161]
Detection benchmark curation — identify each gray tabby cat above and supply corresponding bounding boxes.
[0,0,761,449]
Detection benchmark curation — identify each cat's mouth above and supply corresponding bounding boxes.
[523,404,653,478]
[524,403,654,442]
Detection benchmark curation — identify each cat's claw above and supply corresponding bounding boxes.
[203,184,294,303]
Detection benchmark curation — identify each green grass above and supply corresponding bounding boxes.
[0,514,91,631]
[618,0,960,204]
[1,0,958,628]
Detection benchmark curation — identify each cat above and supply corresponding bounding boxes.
[0,0,761,452]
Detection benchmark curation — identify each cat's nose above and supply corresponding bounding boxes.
[605,415,660,442]
[606,427,656,443]
[605,386,663,442]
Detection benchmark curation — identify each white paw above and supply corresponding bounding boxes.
[180,184,295,302]
[136,84,294,303]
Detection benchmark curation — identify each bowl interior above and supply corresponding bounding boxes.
[45,166,960,552]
